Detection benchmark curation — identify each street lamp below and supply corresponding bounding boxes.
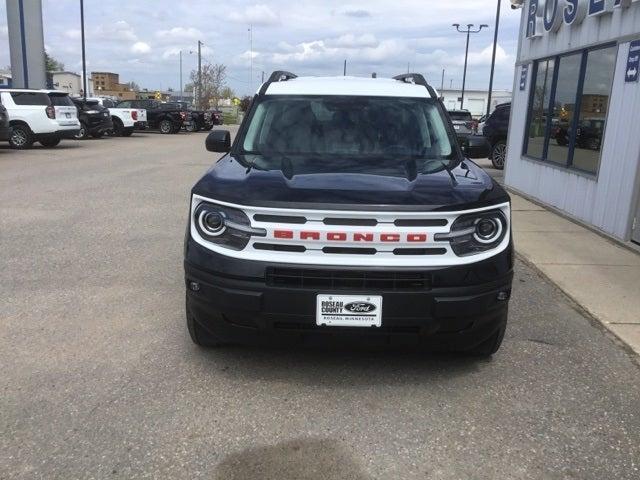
[452,23,488,110]
[487,1,503,117]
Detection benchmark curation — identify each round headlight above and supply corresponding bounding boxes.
[198,210,226,236]
[474,217,502,244]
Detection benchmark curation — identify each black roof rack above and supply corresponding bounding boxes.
[259,71,298,95]
[393,73,438,99]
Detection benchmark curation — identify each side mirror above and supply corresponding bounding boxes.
[460,135,491,159]
[205,129,231,153]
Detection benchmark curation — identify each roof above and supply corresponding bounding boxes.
[0,88,70,94]
[264,76,432,98]
[51,71,81,77]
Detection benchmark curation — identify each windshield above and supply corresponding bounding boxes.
[240,96,457,167]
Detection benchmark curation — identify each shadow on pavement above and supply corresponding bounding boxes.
[214,438,370,480]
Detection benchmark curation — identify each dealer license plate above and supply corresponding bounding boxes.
[316,295,382,328]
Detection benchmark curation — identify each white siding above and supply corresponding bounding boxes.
[505,42,640,240]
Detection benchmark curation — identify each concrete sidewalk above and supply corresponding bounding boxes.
[510,188,640,356]
[475,159,640,356]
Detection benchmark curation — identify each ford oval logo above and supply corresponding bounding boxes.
[344,302,376,314]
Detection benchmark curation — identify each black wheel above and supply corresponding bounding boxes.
[121,128,134,137]
[170,123,181,134]
[91,131,104,139]
[39,138,61,148]
[186,297,226,348]
[465,324,506,357]
[8,124,34,149]
[159,119,173,134]
[74,122,89,140]
[491,140,507,170]
[202,125,213,131]
[185,122,196,132]
[111,118,124,137]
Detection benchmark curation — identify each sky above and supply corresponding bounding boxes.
[0,0,523,96]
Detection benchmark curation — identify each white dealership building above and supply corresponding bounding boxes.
[505,0,640,245]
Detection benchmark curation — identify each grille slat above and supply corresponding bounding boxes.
[266,268,430,291]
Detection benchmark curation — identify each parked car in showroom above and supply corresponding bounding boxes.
[482,102,511,169]
[184,72,512,356]
[71,97,113,139]
[118,99,185,134]
[0,89,80,149]
[92,98,147,137]
[0,103,10,142]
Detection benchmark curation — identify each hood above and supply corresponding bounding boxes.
[192,154,508,211]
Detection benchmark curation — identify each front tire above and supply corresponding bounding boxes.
[9,124,34,149]
[159,119,173,134]
[91,131,104,139]
[186,297,226,348]
[465,324,506,357]
[39,138,61,148]
[490,140,507,170]
[121,128,134,137]
[74,122,89,140]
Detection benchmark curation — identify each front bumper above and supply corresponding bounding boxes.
[184,238,513,348]
[87,117,113,133]
[34,129,81,140]
[0,124,10,141]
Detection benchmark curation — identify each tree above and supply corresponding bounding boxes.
[190,62,227,109]
[220,86,235,99]
[45,52,64,72]
[239,96,252,113]
[126,81,140,91]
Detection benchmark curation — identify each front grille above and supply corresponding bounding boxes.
[266,268,430,291]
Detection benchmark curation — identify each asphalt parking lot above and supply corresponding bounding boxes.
[1,131,640,480]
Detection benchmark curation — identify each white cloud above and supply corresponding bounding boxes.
[228,4,280,26]
[467,44,512,67]
[325,34,379,49]
[156,27,203,41]
[162,47,181,60]
[131,42,151,54]
[64,29,81,40]
[94,20,137,42]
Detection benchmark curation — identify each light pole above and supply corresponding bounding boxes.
[487,1,502,117]
[179,50,183,103]
[452,23,488,110]
[80,0,87,99]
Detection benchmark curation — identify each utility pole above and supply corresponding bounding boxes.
[487,0,502,117]
[441,69,445,91]
[179,50,183,102]
[343,59,347,76]
[80,0,87,99]
[248,25,253,93]
[452,23,488,110]
[261,71,265,83]
[197,40,202,109]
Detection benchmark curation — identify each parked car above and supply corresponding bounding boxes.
[553,118,604,151]
[0,103,10,142]
[0,89,80,149]
[482,102,511,169]
[169,102,213,132]
[71,98,113,139]
[185,72,512,356]
[210,109,223,127]
[92,98,147,137]
[118,99,185,134]
[447,109,476,140]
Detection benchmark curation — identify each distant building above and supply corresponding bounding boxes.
[439,88,512,117]
[50,71,82,96]
[0,71,12,88]
[90,71,136,100]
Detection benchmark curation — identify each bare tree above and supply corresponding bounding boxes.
[190,63,227,109]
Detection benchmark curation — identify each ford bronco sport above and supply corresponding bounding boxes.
[184,72,513,356]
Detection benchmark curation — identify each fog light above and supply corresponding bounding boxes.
[189,281,201,292]
[497,291,509,301]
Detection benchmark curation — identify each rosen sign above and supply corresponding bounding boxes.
[526,0,635,39]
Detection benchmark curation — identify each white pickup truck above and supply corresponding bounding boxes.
[89,97,147,137]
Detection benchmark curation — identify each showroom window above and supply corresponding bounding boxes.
[523,44,617,175]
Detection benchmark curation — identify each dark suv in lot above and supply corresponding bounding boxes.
[118,99,186,134]
[0,103,10,142]
[184,72,512,356]
[482,102,511,169]
[71,98,113,139]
